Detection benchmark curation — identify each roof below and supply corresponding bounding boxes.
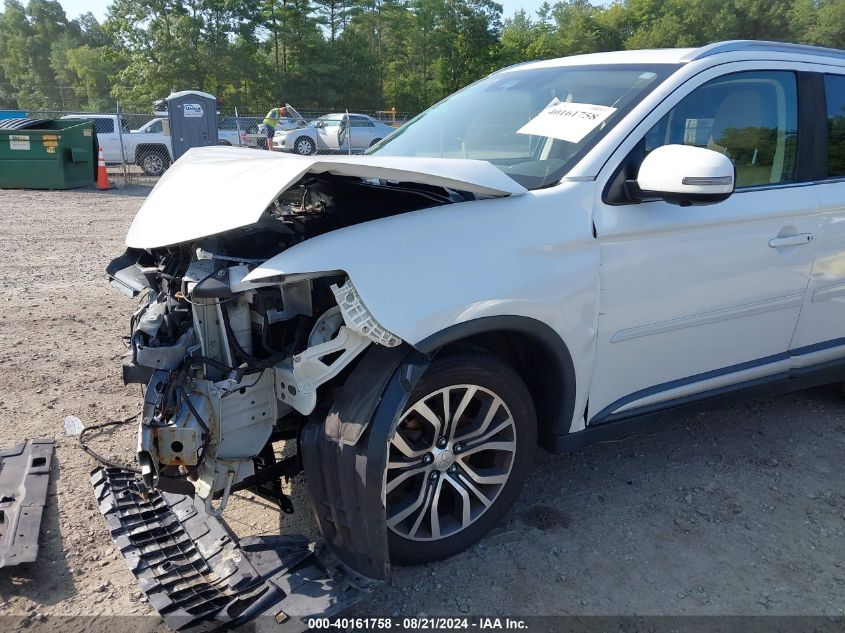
[685,39,845,62]
[60,113,114,118]
[166,90,216,101]
[501,39,845,72]
[503,48,696,71]
[320,113,373,119]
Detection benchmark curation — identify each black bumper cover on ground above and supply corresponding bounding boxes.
[92,346,430,631]
[92,467,375,631]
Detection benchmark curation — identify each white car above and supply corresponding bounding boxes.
[273,113,394,154]
[104,40,845,624]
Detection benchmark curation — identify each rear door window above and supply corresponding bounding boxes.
[824,74,845,177]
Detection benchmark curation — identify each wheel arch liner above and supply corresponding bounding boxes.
[302,344,430,579]
[0,438,54,568]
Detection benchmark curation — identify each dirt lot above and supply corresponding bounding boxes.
[1,187,844,628]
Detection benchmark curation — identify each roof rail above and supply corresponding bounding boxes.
[683,40,845,62]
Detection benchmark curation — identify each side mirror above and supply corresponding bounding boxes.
[634,144,735,206]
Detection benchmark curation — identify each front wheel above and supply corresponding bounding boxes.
[293,136,316,155]
[386,352,536,564]
[140,150,170,176]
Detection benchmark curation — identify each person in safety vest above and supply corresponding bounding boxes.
[260,105,288,150]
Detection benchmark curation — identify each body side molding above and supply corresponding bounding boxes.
[547,354,845,454]
[611,293,805,343]
[592,337,845,425]
[813,280,845,303]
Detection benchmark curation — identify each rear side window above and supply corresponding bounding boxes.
[645,71,799,188]
[824,74,845,177]
[94,118,114,134]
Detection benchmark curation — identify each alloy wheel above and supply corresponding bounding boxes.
[386,384,517,542]
[143,154,165,176]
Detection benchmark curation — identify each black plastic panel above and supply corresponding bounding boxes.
[92,467,374,631]
[0,438,54,568]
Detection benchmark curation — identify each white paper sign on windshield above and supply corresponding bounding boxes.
[517,101,616,143]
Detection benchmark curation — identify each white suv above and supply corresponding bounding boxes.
[106,40,845,588]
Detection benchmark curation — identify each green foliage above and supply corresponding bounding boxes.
[2,0,845,113]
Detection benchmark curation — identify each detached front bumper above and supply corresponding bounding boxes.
[93,467,372,631]
[92,346,429,631]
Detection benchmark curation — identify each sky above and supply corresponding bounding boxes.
[500,0,550,19]
[59,0,553,25]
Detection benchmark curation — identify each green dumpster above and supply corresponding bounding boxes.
[0,119,96,189]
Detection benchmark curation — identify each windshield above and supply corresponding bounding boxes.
[371,64,677,189]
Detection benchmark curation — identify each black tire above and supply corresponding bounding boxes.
[386,351,536,564]
[139,149,170,177]
[218,140,232,146]
[369,137,382,148]
[293,136,316,155]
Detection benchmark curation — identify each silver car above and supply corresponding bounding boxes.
[273,113,394,154]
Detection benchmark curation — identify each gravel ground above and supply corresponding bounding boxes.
[0,187,844,629]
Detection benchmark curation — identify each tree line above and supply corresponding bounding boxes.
[2,0,845,115]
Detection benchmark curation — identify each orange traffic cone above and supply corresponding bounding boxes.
[96,146,111,190]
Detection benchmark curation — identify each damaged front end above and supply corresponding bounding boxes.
[98,155,464,628]
[114,247,398,517]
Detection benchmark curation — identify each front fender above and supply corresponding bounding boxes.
[246,180,601,433]
[247,184,597,340]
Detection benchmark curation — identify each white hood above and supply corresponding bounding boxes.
[125,146,527,249]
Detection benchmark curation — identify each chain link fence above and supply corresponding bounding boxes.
[14,107,414,186]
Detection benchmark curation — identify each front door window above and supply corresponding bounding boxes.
[644,71,799,188]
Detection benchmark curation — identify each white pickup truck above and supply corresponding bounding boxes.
[62,114,174,176]
[137,116,245,146]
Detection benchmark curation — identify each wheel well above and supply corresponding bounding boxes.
[135,144,170,162]
[416,317,576,452]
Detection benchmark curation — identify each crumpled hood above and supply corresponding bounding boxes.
[125,146,527,249]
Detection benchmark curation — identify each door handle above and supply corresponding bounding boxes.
[769,234,813,248]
